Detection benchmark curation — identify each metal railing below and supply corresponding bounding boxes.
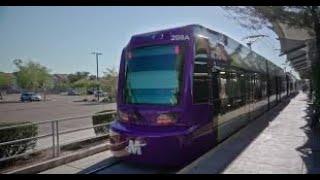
[0,110,117,163]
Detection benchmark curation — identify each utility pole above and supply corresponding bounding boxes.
[91,52,102,102]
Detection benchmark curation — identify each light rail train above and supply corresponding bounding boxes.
[110,24,298,167]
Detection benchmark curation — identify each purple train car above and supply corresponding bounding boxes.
[109,24,298,167]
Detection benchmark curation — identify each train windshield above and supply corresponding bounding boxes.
[125,44,184,105]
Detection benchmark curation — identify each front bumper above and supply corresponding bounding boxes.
[109,121,193,167]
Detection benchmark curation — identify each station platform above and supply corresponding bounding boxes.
[40,92,320,174]
[179,92,320,174]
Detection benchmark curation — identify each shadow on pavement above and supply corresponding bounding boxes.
[296,98,320,174]
[184,93,298,174]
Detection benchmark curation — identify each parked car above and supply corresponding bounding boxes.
[67,89,80,96]
[20,92,42,102]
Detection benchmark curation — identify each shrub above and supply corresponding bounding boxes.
[0,122,38,159]
[92,110,116,135]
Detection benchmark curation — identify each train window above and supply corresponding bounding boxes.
[219,71,246,113]
[193,76,210,103]
[254,73,263,100]
[239,73,247,104]
[193,36,210,104]
[194,36,210,74]
[269,76,277,95]
[124,45,184,105]
[219,71,228,113]
[282,77,286,93]
[219,71,227,100]
[244,73,251,103]
[226,72,240,99]
[261,75,268,98]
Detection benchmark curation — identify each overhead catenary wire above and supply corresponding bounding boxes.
[221,8,300,77]
[221,8,278,52]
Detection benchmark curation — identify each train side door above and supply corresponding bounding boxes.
[276,77,279,102]
[210,70,220,127]
[243,73,251,123]
[193,35,215,129]
[249,73,256,121]
[202,37,220,138]
[207,49,220,132]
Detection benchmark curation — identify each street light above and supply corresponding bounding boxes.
[91,52,102,102]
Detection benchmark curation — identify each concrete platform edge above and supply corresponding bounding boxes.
[5,143,110,174]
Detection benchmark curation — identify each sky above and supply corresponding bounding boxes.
[0,6,296,77]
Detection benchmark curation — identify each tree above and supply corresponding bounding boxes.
[67,71,90,84]
[100,67,118,101]
[13,59,53,100]
[71,78,99,94]
[223,6,317,33]
[0,72,13,100]
[224,6,320,118]
[53,81,70,93]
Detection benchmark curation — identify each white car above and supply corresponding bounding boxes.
[21,92,42,102]
[31,94,42,101]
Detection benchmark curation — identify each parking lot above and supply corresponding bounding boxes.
[0,94,115,124]
[0,94,116,149]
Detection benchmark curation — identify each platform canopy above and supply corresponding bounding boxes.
[272,22,315,79]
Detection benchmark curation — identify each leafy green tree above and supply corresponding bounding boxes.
[67,71,90,84]
[53,81,70,92]
[101,67,118,101]
[0,72,13,100]
[224,6,320,114]
[71,78,99,94]
[13,59,53,99]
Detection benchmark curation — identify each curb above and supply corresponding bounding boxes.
[5,143,110,174]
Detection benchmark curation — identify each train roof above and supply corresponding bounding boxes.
[188,25,286,76]
[129,24,289,77]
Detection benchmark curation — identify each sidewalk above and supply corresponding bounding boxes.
[180,92,320,174]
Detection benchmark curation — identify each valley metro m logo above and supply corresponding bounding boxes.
[126,139,146,155]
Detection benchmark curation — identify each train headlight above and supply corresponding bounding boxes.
[156,113,177,125]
